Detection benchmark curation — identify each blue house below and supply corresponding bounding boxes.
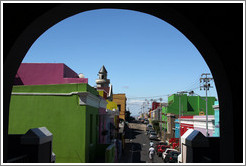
[213,101,220,137]
[174,119,180,138]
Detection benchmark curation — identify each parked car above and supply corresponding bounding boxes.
[146,128,155,135]
[169,138,179,149]
[162,148,178,161]
[146,124,153,131]
[155,141,168,151]
[146,124,152,127]
[156,145,170,157]
[146,124,152,128]
[148,130,156,135]
[149,132,158,140]
[144,119,149,124]
[163,151,180,163]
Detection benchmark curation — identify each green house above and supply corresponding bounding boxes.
[8,83,108,163]
[161,94,216,136]
[166,94,216,115]
[161,106,168,129]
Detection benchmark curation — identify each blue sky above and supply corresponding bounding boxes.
[22,9,218,116]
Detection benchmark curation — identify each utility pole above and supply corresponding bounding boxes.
[200,73,213,137]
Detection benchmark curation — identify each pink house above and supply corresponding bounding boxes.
[98,107,108,144]
[180,115,215,137]
[14,63,88,85]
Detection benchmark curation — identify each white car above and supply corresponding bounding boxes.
[149,132,158,140]
[162,148,178,161]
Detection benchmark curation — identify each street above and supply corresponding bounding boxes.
[119,122,163,163]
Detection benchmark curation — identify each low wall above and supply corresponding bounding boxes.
[105,144,115,163]
[94,144,109,163]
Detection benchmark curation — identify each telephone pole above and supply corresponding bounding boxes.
[200,73,213,137]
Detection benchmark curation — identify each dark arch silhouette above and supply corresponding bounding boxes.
[4,3,243,163]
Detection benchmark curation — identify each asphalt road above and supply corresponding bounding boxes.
[120,122,163,163]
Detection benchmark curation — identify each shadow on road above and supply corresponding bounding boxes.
[131,142,145,163]
[118,124,144,163]
[124,125,142,140]
[119,123,164,163]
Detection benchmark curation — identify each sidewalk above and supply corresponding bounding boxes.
[118,124,133,163]
[118,138,132,163]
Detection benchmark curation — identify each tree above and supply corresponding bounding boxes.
[125,110,135,122]
[151,120,160,134]
[125,110,131,121]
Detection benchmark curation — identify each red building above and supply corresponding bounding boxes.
[179,115,215,137]
[180,116,194,136]
[152,102,160,110]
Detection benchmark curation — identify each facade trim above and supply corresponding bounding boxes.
[12,92,85,96]
[12,91,107,109]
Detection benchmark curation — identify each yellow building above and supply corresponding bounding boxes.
[113,94,127,120]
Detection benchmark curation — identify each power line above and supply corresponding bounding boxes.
[177,75,201,92]
[128,75,203,100]
[127,73,215,117]
[127,94,170,99]
[185,86,200,92]
[128,80,214,100]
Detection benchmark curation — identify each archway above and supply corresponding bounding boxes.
[3,3,243,163]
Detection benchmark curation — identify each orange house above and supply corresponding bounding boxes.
[113,94,127,120]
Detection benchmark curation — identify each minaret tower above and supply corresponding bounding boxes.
[96,65,110,88]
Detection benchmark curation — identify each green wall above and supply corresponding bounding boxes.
[85,105,99,163]
[9,84,99,163]
[187,96,199,112]
[166,94,215,115]
[161,94,216,136]
[161,107,167,129]
[167,94,188,115]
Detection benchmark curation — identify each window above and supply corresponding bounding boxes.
[117,105,121,112]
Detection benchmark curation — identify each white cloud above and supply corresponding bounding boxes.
[127,99,145,105]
